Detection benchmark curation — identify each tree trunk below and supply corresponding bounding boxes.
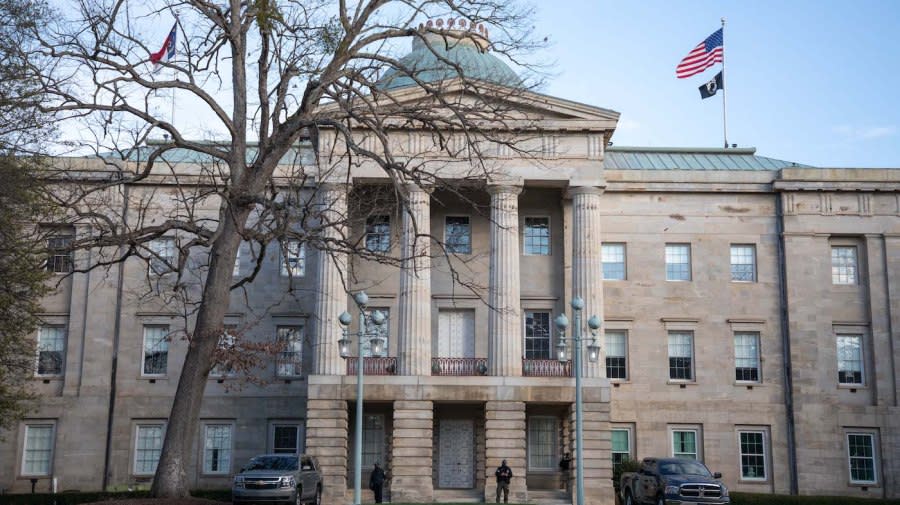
[150,206,250,497]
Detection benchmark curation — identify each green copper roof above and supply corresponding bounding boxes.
[377,32,521,90]
[605,146,812,170]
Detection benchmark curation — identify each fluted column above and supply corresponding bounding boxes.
[488,184,523,376]
[397,185,432,375]
[570,186,604,378]
[313,183,348,375]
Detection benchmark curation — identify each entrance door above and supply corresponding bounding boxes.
[438,419,474,488]
[437,310,475,357]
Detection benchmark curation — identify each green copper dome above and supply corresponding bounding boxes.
[377,26,521,90]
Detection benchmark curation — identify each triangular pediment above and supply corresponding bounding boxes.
[316,78,620,132]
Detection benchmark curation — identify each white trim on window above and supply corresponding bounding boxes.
[730,244,757,282]
[201,422,234,475]
[602,242,627,280]
[148,237,176,276]
[35,325,66,377]
[737,428,768,481]
[734,332,761,384]
[611,425,634,467]
[20,422,56,477]
[669,425,702,460]
[141,325,170,377]
[522,216,551,256]
[605,330,628,381]
[665,243,692,281]
[837,334,865,386]
[133,423,165,476]
[281,240,305,277]
[831,245,858,285]
[276,325,304,378]
[845,430,879,485]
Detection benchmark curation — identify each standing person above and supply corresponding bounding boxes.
[558,452,572,490]
[494,459,513,503]
[369,462,386,503]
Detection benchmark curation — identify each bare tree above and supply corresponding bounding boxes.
[31,0,543,496]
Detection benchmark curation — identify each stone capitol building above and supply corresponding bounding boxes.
[1,21,899,505]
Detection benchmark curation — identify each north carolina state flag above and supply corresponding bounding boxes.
[150,23,177,65]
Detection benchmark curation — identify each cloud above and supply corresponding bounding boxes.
[833,125,897,141]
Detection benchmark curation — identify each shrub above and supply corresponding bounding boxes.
[731,492,900,505]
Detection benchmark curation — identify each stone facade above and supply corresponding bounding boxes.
[1,34,899,505]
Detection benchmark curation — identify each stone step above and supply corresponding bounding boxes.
[526,489,571,505]
[433,488,484,503]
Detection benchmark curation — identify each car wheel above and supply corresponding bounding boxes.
[624,491,633,505]
[656,496,665,505]
[295,487,303,505]
[313,486,322,505]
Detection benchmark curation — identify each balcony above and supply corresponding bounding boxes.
[522,359,572,377]
[431,357,488,376]
[346,357,397,376]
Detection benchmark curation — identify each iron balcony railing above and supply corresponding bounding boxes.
[346,356,397,376]
[522,358,572,377]
[431,357,488,376]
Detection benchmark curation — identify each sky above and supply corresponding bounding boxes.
[530,0,900,167]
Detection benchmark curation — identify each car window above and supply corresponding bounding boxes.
[246,455,299,471]
[301,457,313,471]
[659,461,712,477]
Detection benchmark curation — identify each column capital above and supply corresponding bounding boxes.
[402,182,434,196]
[565,185,605,198]
[487,183,524,196]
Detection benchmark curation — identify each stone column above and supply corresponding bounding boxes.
[313,184,348,375]
[566,400,613,505]
[569,186,604,378]
[488,184,523,376]
[305,399,349,505]
[397,185,432,375]
[484,401,527,504]
[390,400,434,502]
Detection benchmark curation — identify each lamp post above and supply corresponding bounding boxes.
[554,296,601,505]
[337,291,387,505]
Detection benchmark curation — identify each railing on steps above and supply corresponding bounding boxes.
[345,356,397,375]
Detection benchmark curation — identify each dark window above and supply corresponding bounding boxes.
[46,235,73,273]
[365,215,391,252]
[445,216,471,254]
[524,311,551,359]
[605,331,627,380]
[523,217,550,255]
[668,332,693,381]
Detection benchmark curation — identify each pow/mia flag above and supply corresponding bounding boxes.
[699,71,724,99]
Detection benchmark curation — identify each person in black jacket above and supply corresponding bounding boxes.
[494,459,513,503]
[369,462,386,503]
[559,452,572,490]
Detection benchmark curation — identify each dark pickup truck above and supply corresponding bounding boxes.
[620,457,730,505]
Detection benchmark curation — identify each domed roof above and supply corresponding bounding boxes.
[377,24,521,91]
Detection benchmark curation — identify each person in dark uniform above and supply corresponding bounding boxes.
[559,452,572,490]
[495,459,513,503]
[369,462,386,503]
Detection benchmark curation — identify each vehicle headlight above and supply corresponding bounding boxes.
[233,475,245,488]
[279,476,296,488]
[721,485,729,497]
[664,485,679,496]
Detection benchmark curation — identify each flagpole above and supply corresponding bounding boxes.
[721,17,728,148]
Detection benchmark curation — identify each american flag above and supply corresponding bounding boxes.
[676,28,723,79]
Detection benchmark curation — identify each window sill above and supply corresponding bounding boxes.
[730,280,757,284]
[33,376,64,381]
[738,478,770,484]
[665,279,692,283]
[848,482,880,489]
[838,384,867,391]
[735,381,763,388]
[667,380,697,387]
[138,376,167,383]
